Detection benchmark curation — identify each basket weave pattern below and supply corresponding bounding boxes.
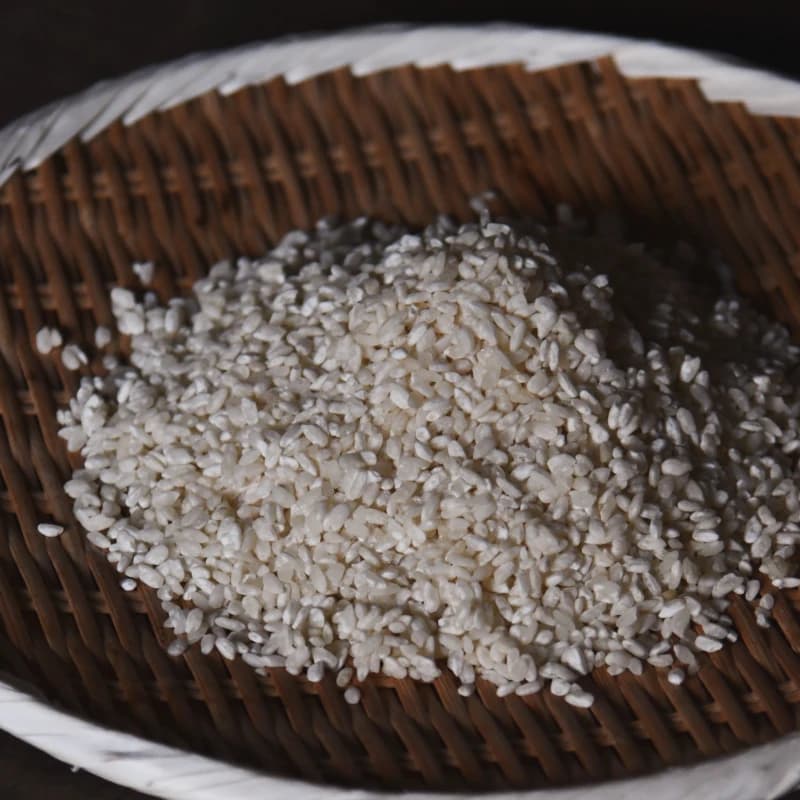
[2,59,800,790]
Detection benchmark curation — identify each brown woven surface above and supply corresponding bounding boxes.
[2,57,800,792]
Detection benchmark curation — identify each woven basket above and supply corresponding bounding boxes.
[4,25,800,799]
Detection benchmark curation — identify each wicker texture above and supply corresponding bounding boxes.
[2,58,800,792]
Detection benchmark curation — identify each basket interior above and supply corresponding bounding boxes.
[2,56,800,791]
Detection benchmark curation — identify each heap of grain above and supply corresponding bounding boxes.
[49,216,800,706]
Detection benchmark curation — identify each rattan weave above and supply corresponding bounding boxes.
[2,52,800,792]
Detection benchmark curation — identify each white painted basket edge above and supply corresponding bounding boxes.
[3,679,800,800]
[2,23,800,800]
[1,23,800,185]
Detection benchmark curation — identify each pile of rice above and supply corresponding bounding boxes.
[44,214,800,707]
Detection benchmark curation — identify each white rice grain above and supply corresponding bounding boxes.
[36,523,64,538]
[35,327,63,355]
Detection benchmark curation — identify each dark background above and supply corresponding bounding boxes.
[2,1,800,797]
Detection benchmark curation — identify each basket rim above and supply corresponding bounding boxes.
[4,22,800,800]
[2,22,800,186]
[4,675,800,800]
